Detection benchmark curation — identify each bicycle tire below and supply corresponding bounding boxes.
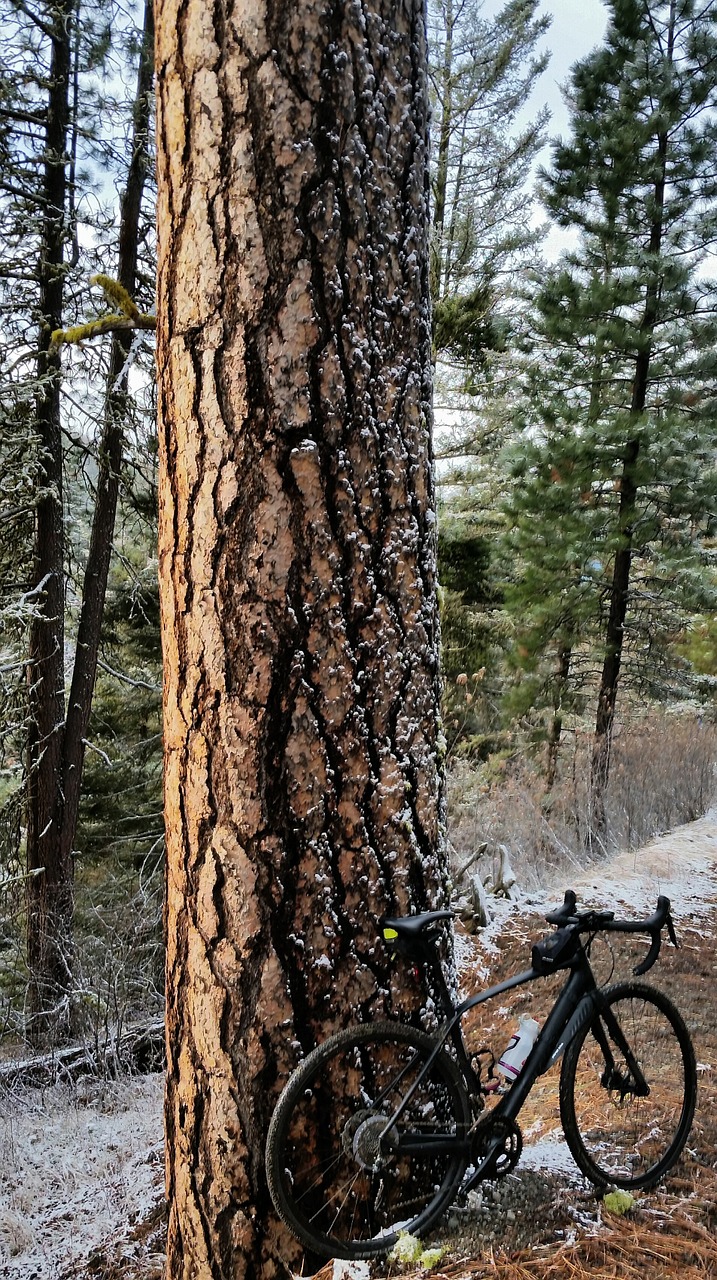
[560,981,696,1190]
[266,1021,471,1260]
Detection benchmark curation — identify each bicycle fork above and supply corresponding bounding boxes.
[463,967,650,1189]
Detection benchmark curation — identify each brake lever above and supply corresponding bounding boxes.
[545,889,578,926]
[666,912,679,949]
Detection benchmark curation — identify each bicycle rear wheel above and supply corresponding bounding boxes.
[560,981,696,1189]
[266,1021,471,1259]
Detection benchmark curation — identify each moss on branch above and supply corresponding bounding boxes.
[50,275,156,351]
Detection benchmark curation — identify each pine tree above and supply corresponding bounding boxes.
[505,0,717,824]
[427,0,552,730]
[428,0,549,303]
[428,0,549,367]
[21,0,76,1031]
[44,0,156,1027]
[0,0,156,1036]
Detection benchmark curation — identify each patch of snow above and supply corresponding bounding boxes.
[0,1073,164,1278]
[333,1261,370,1280]
[455,894,527,986]
[520,1133,582,1180]
[452,928,479,979]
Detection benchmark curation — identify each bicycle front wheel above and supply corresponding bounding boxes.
[560,981,696,1190]
[266,1021,471,1260]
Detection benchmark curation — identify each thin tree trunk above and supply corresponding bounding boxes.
[26,0,155,1037]
[431,0,454,299]
[545,642,571,794]
[444,113,467,292]
[26,0,74,1035]
[156,2,444,1275]
[57,0,155,915]
[591,4,674,830]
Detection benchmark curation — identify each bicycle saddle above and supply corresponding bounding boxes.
[382,910,455,942]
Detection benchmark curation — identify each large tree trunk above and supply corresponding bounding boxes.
[155,1,444,1276]
[26,0,74,1035]
[26,0,155,1038]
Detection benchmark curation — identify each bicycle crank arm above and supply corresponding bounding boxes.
[463,1116,523,1190]
[463,1142,503,1191]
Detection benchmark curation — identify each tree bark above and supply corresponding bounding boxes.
[155,1,445,1275]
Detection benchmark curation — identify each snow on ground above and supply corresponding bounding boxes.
[456,807,717,986]
[569,806,717,920]
[519,1133,581,1179]
[1,810,715,1277]
[0,1073,164,1278]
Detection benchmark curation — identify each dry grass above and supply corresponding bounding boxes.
[311,1205,717,1280]
[428,1212,717,1279]
[449,712,717,891]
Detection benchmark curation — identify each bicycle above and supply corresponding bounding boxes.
[266,890,697,1261]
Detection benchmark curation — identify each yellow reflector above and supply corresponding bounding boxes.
[383,928,398,940]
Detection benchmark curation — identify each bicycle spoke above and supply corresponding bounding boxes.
[561,983,695,1190]
[266,1023,469,1257]
[294,1152,345,1204]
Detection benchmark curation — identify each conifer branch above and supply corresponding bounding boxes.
[50,274,156,351]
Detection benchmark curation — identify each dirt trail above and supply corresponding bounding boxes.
[569,806,717,915]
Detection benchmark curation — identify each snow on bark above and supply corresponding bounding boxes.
[156,0,444,1275]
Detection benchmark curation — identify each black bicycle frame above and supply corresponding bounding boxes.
[384,946,606,1159]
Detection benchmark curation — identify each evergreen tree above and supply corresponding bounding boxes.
[505,0,717,823]
[427,0,551,730]
[438,519,511,756]
[428,0,549,367]
[78,522,162,872]
[428,0,549,302]
[0,0,156,1036]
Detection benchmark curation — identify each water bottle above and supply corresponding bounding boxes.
[497,1015,540,1082]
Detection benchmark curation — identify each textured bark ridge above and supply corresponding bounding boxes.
[156,2,443,1275]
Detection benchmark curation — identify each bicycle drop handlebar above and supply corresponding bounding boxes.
[545,889,679,976]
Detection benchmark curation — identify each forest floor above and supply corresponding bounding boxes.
[1,811,716,1280]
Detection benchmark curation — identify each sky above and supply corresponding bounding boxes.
[527,0,610,141]
[485,0,611,257]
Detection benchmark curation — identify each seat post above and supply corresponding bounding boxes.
[424,942,458,1018]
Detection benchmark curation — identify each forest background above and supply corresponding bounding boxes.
[1,0,717,1054]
